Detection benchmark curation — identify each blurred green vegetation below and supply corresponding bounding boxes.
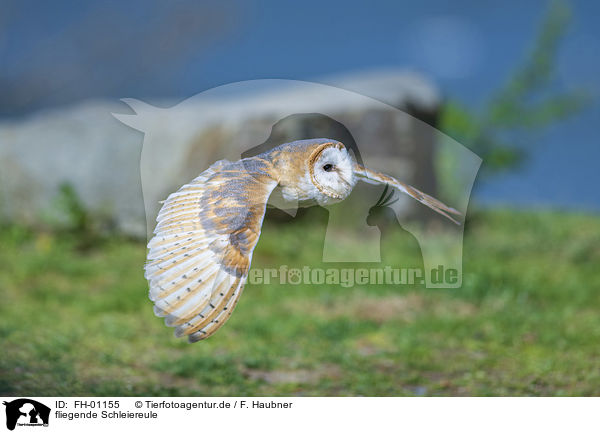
[1,208,599,396]
[441,0,590,175]
[41,182,119,251]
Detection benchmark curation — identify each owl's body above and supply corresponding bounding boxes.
[145,139,460,342]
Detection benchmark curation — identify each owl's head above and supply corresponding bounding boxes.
[267,139,358,206]
[305,140,357,205]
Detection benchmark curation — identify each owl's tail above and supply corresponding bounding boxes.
[354,163,462,225]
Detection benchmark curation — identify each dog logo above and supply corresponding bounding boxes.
[3,399,50,431]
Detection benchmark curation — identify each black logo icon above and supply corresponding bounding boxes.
[3,399,50,431]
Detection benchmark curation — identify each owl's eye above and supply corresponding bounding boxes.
[323,164,333,172]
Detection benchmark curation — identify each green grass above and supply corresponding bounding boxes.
[1,209,599,396]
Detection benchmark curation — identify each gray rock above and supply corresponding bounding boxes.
[0,69,442,239]
[0,100,145,235]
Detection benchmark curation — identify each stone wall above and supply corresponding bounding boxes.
[0,70,441,238]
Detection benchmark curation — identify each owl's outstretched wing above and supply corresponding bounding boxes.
[354,163,462,225]
[145,158,278,342]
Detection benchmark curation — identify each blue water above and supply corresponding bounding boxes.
[3,0,599,211]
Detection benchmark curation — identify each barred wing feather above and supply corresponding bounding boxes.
[353,163,462,225]
[145,159,278,342]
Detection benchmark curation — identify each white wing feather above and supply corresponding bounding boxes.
[145,159,277,342]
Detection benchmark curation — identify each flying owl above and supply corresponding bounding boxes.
[145,138,461,342]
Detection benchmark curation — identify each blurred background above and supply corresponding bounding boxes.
[0,0,598,396]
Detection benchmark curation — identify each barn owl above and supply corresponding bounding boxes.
[145,138,461,342]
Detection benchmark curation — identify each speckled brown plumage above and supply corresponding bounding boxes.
[145,138,461,342]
